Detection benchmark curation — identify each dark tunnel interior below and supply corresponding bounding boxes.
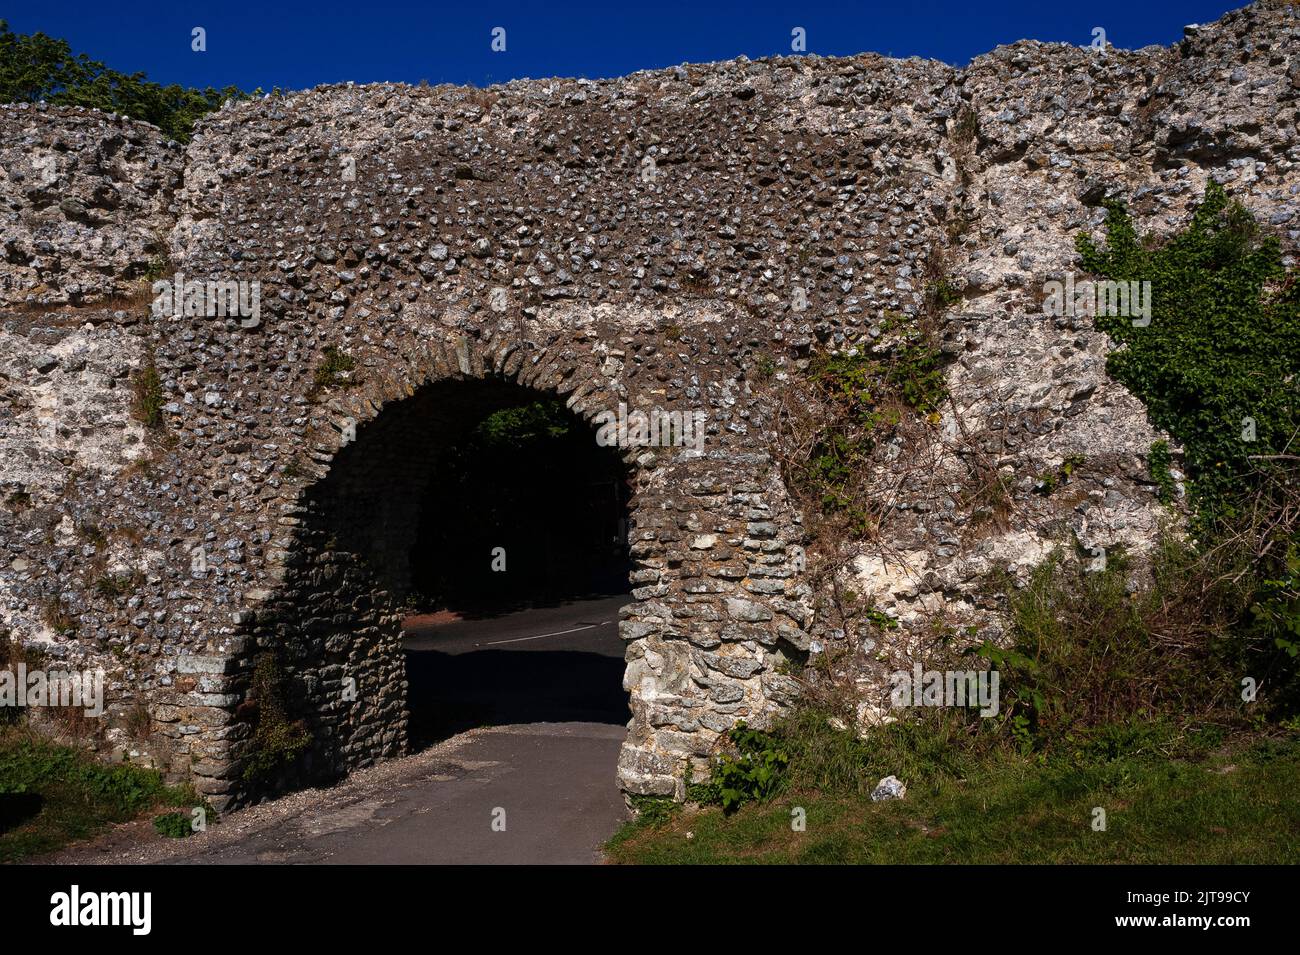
[394,382,634,747]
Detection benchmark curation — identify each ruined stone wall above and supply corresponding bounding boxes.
[0,2,1296,810]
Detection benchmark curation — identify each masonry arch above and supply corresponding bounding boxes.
[225,332,812,806]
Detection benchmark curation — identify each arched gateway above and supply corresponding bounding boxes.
[191,328,812,809]
[9,5,1273,811]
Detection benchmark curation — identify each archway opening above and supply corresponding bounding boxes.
[406,396,632,613]
[240,361,809,811]
[258,373,634,794]
[400,386,634,747]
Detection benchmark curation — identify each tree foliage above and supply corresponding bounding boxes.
[0,20,248,141]
[473,400,576,450]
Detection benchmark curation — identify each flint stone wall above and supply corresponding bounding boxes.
[0,3,1296,809]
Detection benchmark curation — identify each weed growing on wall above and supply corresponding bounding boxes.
[307,345,357,401]
[130,360,164,430]
[241,654,311,783]
[783,330,949,533]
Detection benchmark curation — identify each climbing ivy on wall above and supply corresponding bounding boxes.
[1079,183,1300,709]
[1076,181,1300,529]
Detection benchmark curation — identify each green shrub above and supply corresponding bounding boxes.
[695,722,790,814]
[986,547,1232,747]
[152,811,193,839]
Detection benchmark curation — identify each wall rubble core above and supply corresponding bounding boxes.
[0,4,1297,810]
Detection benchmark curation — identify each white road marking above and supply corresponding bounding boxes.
[481,619,612,646]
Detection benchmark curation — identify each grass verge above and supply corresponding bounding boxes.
[606,730,1300,864]
[0,729,201,863]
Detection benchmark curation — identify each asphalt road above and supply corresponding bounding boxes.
[49,595,636,866]
[154,721,634,865]
[404,593,633,746]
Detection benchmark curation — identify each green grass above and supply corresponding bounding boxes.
[606,733,1300,864]
[0,730,200,862]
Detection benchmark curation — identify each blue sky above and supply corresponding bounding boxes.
[3,1,1246,92]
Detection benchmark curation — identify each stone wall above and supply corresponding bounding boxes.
[0,2,1296,810]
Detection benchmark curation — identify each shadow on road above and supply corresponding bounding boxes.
[405,647,630,749]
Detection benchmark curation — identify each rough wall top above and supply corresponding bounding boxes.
[168,50,961,358]
[0,103,182,307]
[2,4,1295,317]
